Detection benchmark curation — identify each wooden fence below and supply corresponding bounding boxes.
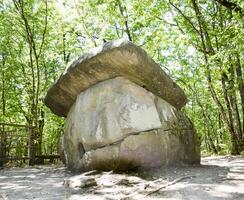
[0,122,60,167]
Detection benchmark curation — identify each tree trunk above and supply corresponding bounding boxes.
[236,55,244,141]
[228,65,242,142]
[28,127,35,166]
[0,56,6,167]
[117,0,133,41]
[13,0,48,164]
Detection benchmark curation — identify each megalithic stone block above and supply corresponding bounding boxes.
[44,39,187,117]
[44,39,200,172]
[61,77,200,172]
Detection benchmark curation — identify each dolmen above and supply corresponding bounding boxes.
[44,39,200,172]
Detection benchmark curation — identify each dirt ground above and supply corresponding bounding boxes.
[0,156,244,200]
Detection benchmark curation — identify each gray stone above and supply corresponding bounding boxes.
[44,39,187,117]
[64,175,97,189]
[64,77,162,152]
[61,77,200,171]
[78,128,199,171]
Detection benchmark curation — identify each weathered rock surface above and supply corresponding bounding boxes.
[44,39,187,117]
[64,77,161,152]
[64,175,97,189]
[79,129,199,171]
[61,77,200,172]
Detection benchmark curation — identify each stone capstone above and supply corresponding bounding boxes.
[61,77,200,172]
[44,39,187,117]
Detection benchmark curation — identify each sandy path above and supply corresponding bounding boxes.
[0,156,244,200]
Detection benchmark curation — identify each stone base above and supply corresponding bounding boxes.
[61,77,200,172]
[79,130,199,171]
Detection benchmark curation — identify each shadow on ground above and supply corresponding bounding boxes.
[0,156,244,200]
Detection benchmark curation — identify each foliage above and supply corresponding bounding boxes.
[0,0,243,156]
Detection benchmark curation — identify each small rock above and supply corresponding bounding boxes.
[64,175,97,189]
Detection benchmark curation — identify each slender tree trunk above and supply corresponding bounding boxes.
[13,0,48,163]
[1,59,6,117]
[62,33,70,64]
[236,55,244,141]
[220,73,239,154]
[228,65,242,142]
[0,56,6,167]
[178,78,219,154]
[207,127,218,154]
[117,0,133,41]
[199,101,218,154]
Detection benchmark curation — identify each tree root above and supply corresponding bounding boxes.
[145,175,195,197]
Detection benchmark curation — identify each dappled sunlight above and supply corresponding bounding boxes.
[2,184,29,190]
[0,156,244,199]
[212,184,244,194]
[0,1,243,200]
[0,166,71,199]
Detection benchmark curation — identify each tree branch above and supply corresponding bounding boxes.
[145,176,195,196]
[117,0,133,41]
[37,0,48,59]
[169,0,201,36]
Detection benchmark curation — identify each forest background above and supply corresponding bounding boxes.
[0,0,243,157]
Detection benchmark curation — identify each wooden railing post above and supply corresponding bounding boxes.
[0,124,3,167]
[0,124,6,167]
[28,127,35,166]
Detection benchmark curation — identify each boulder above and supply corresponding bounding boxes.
[61,77,200,172]
[64,77,161,152]
[44,39,187,117]
[79,129,199,171]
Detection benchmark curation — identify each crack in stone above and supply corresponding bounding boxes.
[80,127,192,155]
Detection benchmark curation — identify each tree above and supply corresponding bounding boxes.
[168,0,243,154]
[0,0,243,158]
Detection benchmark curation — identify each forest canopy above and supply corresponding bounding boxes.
[0,0,243,156]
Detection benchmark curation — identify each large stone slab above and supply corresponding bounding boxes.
[78,128,199,171]
[61,78,200,172]
[64,77,162,153]
[44,39,187,117]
